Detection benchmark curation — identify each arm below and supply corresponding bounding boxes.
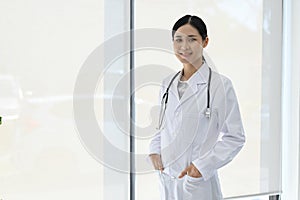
[192,79,246,181]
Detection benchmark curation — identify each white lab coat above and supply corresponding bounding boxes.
[149,63,245,200]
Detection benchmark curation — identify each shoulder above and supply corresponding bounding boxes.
[211,70,233,89]
[210,71,237,99]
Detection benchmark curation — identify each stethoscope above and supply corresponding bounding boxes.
[157,67,212,130]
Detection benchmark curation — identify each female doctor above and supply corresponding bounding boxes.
[149,15,245,200]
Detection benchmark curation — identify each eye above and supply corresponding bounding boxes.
[188,38,197,42]
[175,38,182,43]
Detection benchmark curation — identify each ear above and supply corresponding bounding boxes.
[202,37,209,48]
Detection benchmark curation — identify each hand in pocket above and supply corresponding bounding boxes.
[149,154,164,171]
[179,163,202,178]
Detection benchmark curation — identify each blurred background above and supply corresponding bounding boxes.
[0,0,299,200]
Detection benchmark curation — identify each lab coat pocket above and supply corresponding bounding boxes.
[183,175,212,200]
[181,112,209,144]
[182,112,206,129]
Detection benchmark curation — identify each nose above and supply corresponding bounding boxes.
[180,39,190,50]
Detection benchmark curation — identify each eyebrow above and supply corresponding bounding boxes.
[175,35,198,38]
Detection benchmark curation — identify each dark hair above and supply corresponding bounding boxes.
[172,15,208,41]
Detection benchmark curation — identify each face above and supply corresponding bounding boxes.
[173,24,208,65]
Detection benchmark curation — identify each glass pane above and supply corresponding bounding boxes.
[135,0,281,199]
[0,0,130,199]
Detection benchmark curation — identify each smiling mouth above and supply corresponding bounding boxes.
[179,52,192,57]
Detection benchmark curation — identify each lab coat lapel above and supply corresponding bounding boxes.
[178,78,202,106]
[178,64,209,107]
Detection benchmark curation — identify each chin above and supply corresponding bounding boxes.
[176,55,192,64]
[181,60,191,64]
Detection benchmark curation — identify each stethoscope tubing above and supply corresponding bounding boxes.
[158,71,181,129]
[157,67,212,130]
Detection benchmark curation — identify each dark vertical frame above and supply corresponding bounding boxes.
[129,0,135,200]
[269,194,280,200]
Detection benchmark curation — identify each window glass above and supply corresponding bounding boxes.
[0,0,130,199]
[134,0,281,198]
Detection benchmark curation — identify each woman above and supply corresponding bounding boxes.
[149,15,245,200]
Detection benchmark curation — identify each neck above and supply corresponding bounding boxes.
[181,58,204,80]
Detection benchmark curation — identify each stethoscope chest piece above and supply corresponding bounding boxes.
[205,107,211,118]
